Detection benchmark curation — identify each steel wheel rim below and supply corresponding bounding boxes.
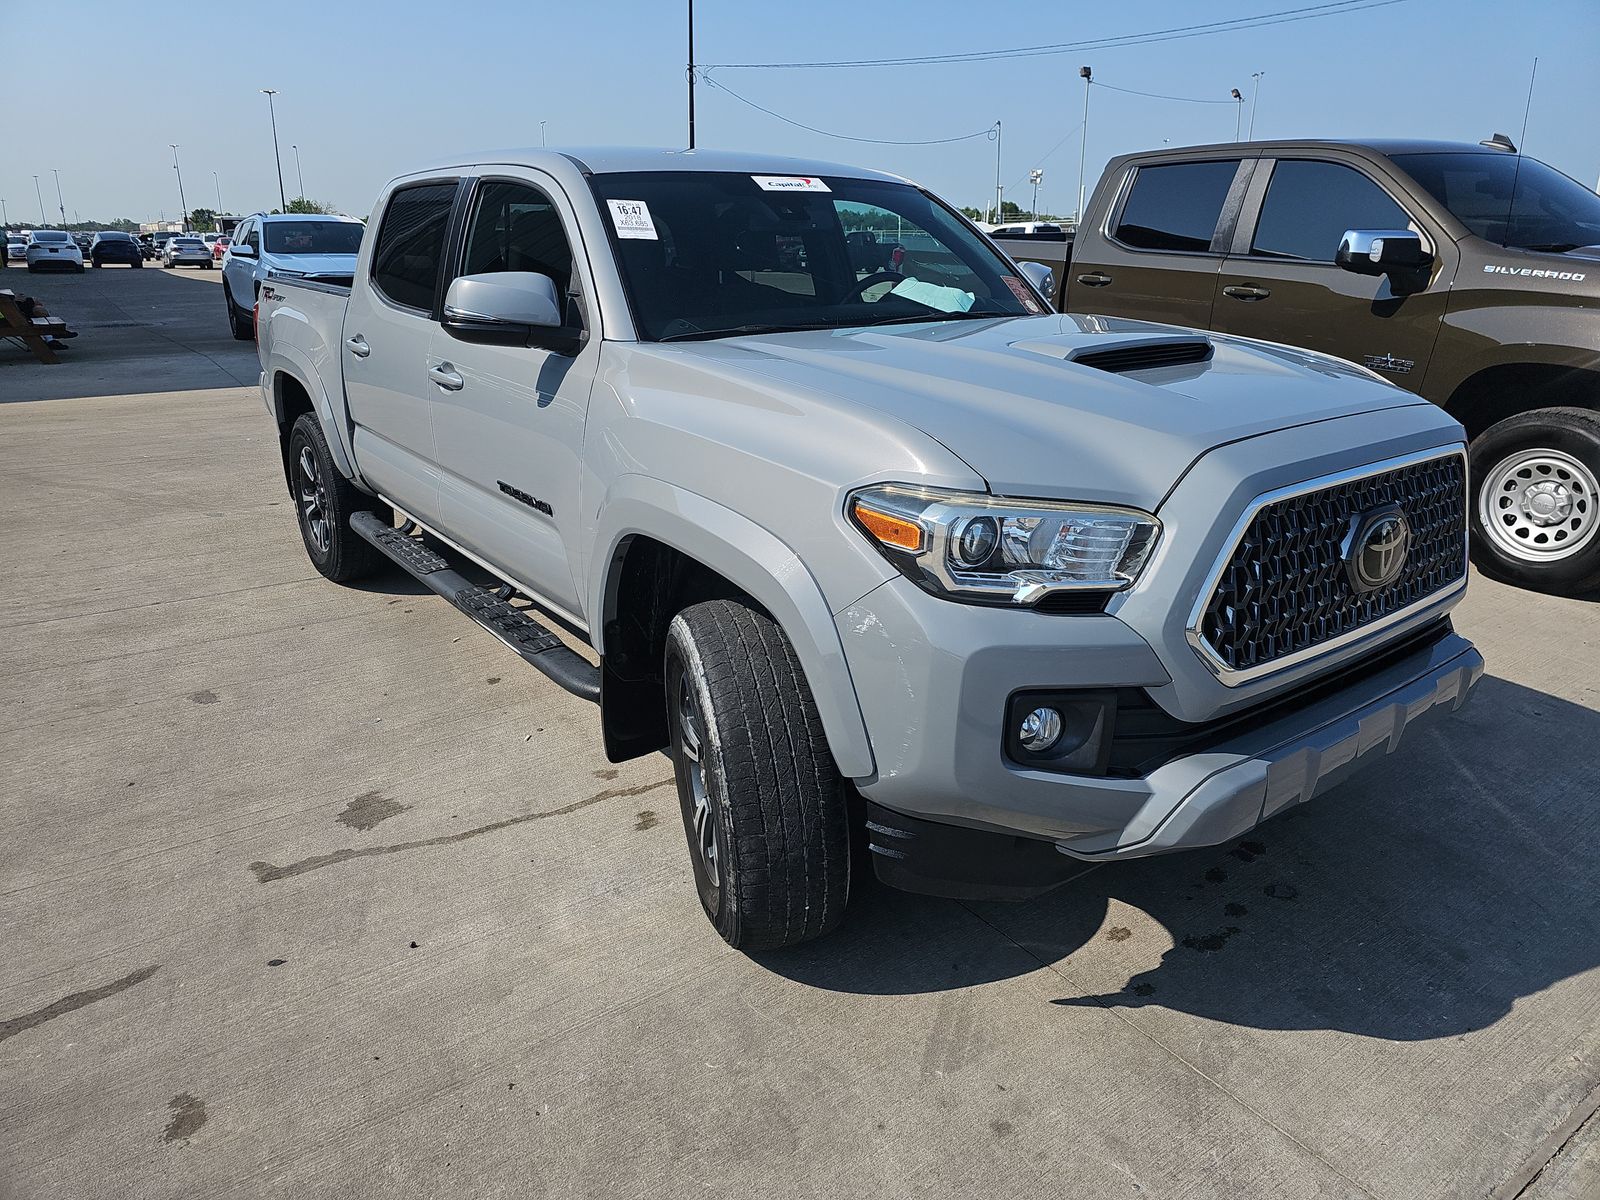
[297,444,331,556]
[1479,447,1598,563]
[677,672,719,889]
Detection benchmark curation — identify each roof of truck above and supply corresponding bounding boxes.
[465,146,908,183]
[1121,138,1513,159]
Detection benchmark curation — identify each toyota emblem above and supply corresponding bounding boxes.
[1344,506,1412,593]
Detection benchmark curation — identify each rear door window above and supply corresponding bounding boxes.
[1251,160,1413,261]
[370,182,458,312]
[1113,160,1241,252]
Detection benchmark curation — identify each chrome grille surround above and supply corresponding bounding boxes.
[1186,447,1469,687]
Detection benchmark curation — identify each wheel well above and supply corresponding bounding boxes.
[1445,363,1600,441]
[599,536,761,762]
[274,373,315,493]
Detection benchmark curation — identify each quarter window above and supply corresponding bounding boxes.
[370,181,458,311]
[1114,160,1240,252]
[1251,160,1412,262]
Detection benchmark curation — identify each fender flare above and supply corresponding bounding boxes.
[267,339,361,485]
[590,476,876,780]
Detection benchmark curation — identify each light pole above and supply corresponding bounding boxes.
[687,0,696,150]
[993,121,1003,224]
[171,145,189,231]
[1232,89,1244,141]
[33,175,45,226]
[1076,65,1092,228]
[261,89,287,211]
[1029,169,1043,221]
[540,120,548,147]
[213,172,223,216]
[52,170,66,226]
[1248,72,1265,140]
[291,144,305,200]
[1,198,7,228]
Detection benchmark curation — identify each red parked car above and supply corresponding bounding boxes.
[208,235,232,261]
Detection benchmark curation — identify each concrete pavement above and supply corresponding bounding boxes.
[1,265,1597,1199]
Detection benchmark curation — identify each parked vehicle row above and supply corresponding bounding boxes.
[255,146,1481,953]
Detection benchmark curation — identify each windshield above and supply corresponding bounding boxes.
[264,221,362,255]
[1393,152,1600,252]
[589,171,1044,341]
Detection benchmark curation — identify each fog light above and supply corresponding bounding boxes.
[1019,707,1063,752]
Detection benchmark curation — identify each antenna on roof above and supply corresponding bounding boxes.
[1479,132,1518,153]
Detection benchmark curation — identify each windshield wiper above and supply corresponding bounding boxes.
[659,321,846,343]
[854,309,1018,330]
[1517,242,1581,253]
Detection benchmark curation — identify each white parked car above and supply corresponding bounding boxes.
[25,230,84,273]
[6,234,26,261]
[163,236,214,269]
[222,212,363,339]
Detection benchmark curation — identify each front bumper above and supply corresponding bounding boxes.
[838,576,1480,898]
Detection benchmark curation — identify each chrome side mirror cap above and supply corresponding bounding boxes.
[1335,229,1431,277]
[442,271,582,354]
[1018,260,1057,310]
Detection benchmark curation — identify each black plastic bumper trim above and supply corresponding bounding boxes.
[866,801,1080,901]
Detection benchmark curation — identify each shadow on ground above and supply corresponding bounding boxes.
[760,674,1600,1042]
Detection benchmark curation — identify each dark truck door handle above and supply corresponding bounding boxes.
[1222,284,1272,301]
[428,363,465,391]
[1077,272,1113,287]
[345,335,370,358]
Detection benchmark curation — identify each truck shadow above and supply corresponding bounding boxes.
[757,674,1600,1042]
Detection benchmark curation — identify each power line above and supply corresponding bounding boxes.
[701,74,998,146]
[1093,80,1236,105]
[705,0,1413,70]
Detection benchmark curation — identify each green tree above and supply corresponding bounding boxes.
[1000,200,1022,217]
[188,208,218,233]
[273,197,335,215]
[958,206,985,220]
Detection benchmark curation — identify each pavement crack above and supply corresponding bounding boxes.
[0,964,160,1044]
[249,779,672,883]
[1493,1078,1600,1199]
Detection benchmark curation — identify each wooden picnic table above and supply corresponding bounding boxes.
[0,288,71,364]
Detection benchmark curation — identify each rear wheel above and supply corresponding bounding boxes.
[224,282,254,340]
[1470,407,1600,596]
[286,414,386,583]
[665,600,852,952]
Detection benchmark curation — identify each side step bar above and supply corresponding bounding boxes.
[350,511,600,704]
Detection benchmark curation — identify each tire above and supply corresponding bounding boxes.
[1470,407,1600,596]
[285,413,386,583]
[133,258,142,269]
[224,283,254,340]
[92,259,102,268]
[203,261,213,269]
[665,600,852,952]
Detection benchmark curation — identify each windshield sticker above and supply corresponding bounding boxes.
[607,199,659,240]
[751,175,831,193]
[1484,264,1586,281]
[1001,275,1044,314]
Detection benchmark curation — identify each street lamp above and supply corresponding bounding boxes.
[1231,89,1244,141]
[33,175,45,226]
[1,198,8,228]
[214,172,223,216]
[1248,72,1265,140]
[52,170,66,226]
[1029,168,1044,221]
[171,145,189,231]
[291,144,305,201]
[261,89,287,211]
[1076,65,1092,228]
[540,120,548,147]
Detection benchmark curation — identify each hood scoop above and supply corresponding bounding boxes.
[1012,333,1214,375]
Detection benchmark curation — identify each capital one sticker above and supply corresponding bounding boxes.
[752,175,831,193]
[607,199,658,239]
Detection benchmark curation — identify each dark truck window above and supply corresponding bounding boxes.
[460,181,574,297]
[1113,160,1239,252]
[1252,160,1412,261]
[1392,152,1600,253]
[370,182,457,311]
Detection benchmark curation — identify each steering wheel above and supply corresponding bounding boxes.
[839,271,903,305]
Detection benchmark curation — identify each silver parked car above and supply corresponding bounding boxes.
[162,235,213,269]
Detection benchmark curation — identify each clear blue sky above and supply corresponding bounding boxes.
[5,0,1597,226]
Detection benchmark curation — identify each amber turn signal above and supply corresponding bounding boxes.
[852,501,925,553]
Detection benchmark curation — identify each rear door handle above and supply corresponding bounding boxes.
[428,363,465,391]
[1222,284,1272,301]
[1077,272,1113,287]
[345,335,370,358]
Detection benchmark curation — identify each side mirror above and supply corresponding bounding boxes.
[1335,229,1432,277]
[442,271,582,353]
[230,242,256,258]
[1018,260,1057,309]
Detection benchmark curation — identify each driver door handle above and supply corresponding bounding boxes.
[428,363,465,391]
[1077,272,1113,287]
[1222,284,1272,301]
[345,335,370,358]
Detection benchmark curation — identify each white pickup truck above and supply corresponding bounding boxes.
[256,147,1480,952]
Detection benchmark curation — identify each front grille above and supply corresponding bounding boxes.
[1196,453,1466,677]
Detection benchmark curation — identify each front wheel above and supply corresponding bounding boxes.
[665,600,852,952]
[224,283,253,340]
[1470,407,1600,596]
[285,414,386,583]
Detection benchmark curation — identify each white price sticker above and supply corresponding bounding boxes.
[607,199,658,240]
[751,175,831,193]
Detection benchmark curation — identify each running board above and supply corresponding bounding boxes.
[350,511,600,703]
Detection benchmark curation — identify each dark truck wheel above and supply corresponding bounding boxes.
[286,413,385,583]
[224,282,253,340]
[1470,407,1600,596]
[665,600,851,952]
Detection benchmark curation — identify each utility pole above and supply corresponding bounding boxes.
[261,89,287,210]
[993,121,1003,224]
[1232,89,1244,141]
[1029,169,1043,221]
[171,145,189,231]
[214,172,223,216]
[687,0,696,150]
[1076,66,1092,228]
[1,198,8,228]
[291,144,305,200]
[52,170,65,226]
[33,175,45,226]
[1248,71,1265,140]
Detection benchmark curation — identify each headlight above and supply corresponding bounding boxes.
[849,484,1159,606]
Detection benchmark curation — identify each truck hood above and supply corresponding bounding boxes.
[264,252,359,279]
[666,313,1432,510]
